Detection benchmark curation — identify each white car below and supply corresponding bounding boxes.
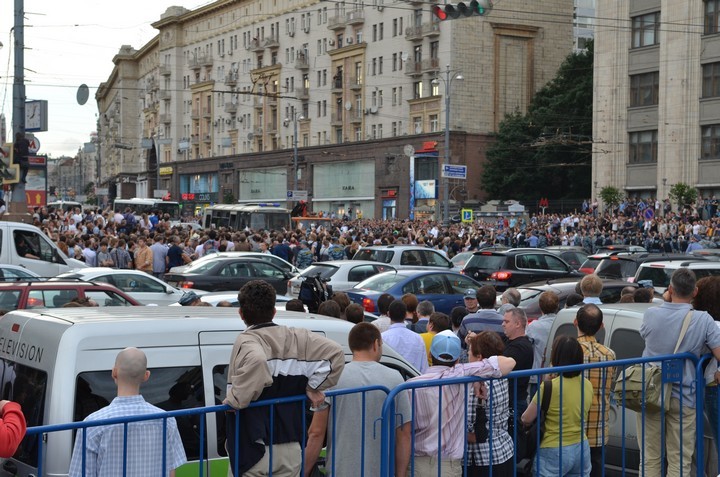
[287,260,396,298]
[170,292,293,307]
[633,260,720,294]
[54,268,207,306]
[169,251,298,276]
[0,265,43,281]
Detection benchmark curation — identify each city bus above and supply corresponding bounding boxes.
[202,203,291,231]
[47,201,84,214]
[113,198,182,224]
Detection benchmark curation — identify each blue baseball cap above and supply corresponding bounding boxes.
[430,330,462,362]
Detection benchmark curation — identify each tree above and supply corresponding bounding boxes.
[482,41,593,200]
[599,186,623,212]
[668,182,698,210]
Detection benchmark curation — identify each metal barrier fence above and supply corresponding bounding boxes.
[24,353,719,477]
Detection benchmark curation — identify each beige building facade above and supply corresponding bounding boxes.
[593,0,720,202]
[97,0,573,218]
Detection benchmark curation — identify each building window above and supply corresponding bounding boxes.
[392,121,398,136]
[707,0,720,34]
[377,124,383,138]
[413,117,423,134]
[393,18,398,36]
[392,53,397,71]
[378,56,383,75]
[702,124,720,159]
[629,71,659,106]
[431,81,440,97]
[704,62,720,97]
[632,12,659,48]
[430,114,439,132]
[392,87,398,106]
[628,130,658,164]
[413,81,423,99]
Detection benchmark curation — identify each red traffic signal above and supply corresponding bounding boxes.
[432,0,493,20]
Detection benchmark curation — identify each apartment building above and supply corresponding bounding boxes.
[593,0,720,202]
[97,0,572,218]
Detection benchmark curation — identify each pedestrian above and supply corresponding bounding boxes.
[295,240,314,270]
[694,276,720,441]
[381,300,428,373]
[96,240,114,267]
[411,300,435,333]
[370,293,395,333]
[458,285,504,345]
[110,239,131,269]
[497,288,520,314]
[580,274,603,305]
[499,307,534,428]
[134,237,154,274]
[13,132,29,184]
[462,288,481,314]
[167,236,190,269]
[419,311,451,366]
[68,347,186,477]
[150,236,168,278]
[526,291,560,398]
[304,322,411,477]
[224,280,345,477]
[408,331,516,477]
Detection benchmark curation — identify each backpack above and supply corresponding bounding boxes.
[299,273,333,313]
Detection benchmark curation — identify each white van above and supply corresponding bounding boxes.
[46,201,83,214]
[0,221,86,277]
[0,307,417,477]
[545,303,717,475]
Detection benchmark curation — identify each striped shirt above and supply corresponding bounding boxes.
[408,356,502,460]
[466,379,514,466]
[69,395,186,477]
[577,335,616,447]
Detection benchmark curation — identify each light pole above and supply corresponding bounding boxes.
[432,64,463,224]
[284,113,304,193]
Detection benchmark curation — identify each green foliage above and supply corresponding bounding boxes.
[668,182,698,209]
[482,41,594,200]
[83,182,95,196]
[599,186,624,210]
[223,189,235,204]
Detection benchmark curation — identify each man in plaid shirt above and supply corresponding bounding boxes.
[575,304,616,477]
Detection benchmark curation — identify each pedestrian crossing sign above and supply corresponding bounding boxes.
[461,209,473,223]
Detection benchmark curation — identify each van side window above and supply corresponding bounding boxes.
[28,289,79,308]
[0,291,20,310]
[0,360,47,467]
[84,290,134,307]
[608,329,645,360]
[75,366,206,460]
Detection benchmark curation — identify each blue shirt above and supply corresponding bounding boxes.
[382,323,428,373]
[69,395,186,477]
[458,309,505,346]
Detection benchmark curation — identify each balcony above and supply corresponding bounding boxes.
[247,39,264,52]
[159,65,171,76]
[405,25,423,41]
[297,86,310,100]
[188,54,212,70]
[422,57,440,73]
[295,54,309,70]
[253,96,263,109]
[349,76,363,90]
[191,109,200,120]
[255,127,264,136]
[327,15,346,30]
[267,122,278,135]
[332,78,343,93]
[331,112,343,126]
[346,9,365,25]
[267,95,278,106]
[203,134,212,143]
[263,36,280,49]
[349,112,363,124]
[404,60,423,76]
[225,72,238,86]
[202,107,212,118]
[224,102,238,114]
[158,90,170,101]
[160,114,171,124]
[191,134,200,145]
[423,22,441,36]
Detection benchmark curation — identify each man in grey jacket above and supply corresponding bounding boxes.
[225,280,345,477]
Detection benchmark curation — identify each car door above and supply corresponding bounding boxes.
[111,273,174,305]
[420,250,453,269]
[249,262,289,295]
[444,274,482,308]
[402,273,453,314]
[541,254,575,280]
[217,261,254,291]
[344,264,393,290]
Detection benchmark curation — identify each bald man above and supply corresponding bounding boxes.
[69,348,187,477]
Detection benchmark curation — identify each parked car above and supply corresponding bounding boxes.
[164,257,293,294]
[578,253,609,275]
[461,248,581,291]
[593,252,705,281]
[633,260,720,294]
[0,280,141,310]
[345,269,483,315]
[0,265,42,282]
[450,251,475,271]
[55,268,206,306]
[287,260,396,297]
[0,221,86,276]
[544,246,589,270]
[506,278,640,321]
[352,245,453,270]
[168,251,298,276]
[169,292,293,307]
[595,244,647,254]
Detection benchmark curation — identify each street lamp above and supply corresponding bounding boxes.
[432,64,463,224]
[284,113,304,193]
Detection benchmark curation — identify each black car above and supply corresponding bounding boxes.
[511,278,640,321]
[593,253,706,281]
[164,257,293,294]
[544,246,589,270]
[461,248,582,291]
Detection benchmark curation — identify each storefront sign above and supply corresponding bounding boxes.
[159,166,174,176]
[181,192,217,202]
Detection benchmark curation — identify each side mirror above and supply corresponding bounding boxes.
[166,286,175,294]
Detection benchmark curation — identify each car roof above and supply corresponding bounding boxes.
[0,280,118,289]
[598,252,699,263]
[638,260,720,268]
[472,248,556,255]
[519,277,635,289]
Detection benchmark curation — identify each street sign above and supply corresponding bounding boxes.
[95,188,109,196]
[153,189,169,199]
[287,190,308,201]
[441,164,467,179]
[461,208,473,223]
[643,208,654,220]
[27,135,40,154]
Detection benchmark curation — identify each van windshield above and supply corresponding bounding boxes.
[0,360,47,467]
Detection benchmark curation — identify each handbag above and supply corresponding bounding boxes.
[613,309,692,413]
[517,379,553,471]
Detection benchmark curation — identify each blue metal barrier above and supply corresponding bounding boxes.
[25,353,715,477]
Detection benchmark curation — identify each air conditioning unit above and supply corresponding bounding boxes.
[346,38,353,45]
[364,108,370,115]
[328,39,335,46]
[370,106,378,114]
[288,30,295,37]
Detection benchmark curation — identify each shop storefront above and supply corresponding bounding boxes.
[313,160,375,219]
[238,168,287,204]
[180,173,219,216]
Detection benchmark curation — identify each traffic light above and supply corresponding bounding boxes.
[432,0,493,20]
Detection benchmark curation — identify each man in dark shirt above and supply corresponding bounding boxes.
[501,307,534,428]
[13,132,30,183]
[166,236,188,269]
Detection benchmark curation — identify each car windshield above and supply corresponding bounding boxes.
[353,249,393,264]
[465,254,506,270]
[300,264,338,280]
[451,252,473,267]
[354,272,405,292]
[595,259,636,279]
[635,266,673,289]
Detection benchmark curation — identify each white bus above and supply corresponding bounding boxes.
[202,203,291,231]
[47,200,84,214]
[113,198,182,224]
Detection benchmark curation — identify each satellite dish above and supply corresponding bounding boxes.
[77,84,90,106]
[401,52,409,62]
[247,132,255,140]
[404,144,415,157]
[344,101,352,111]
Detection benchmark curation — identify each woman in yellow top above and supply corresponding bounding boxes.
[521,335,593,477]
